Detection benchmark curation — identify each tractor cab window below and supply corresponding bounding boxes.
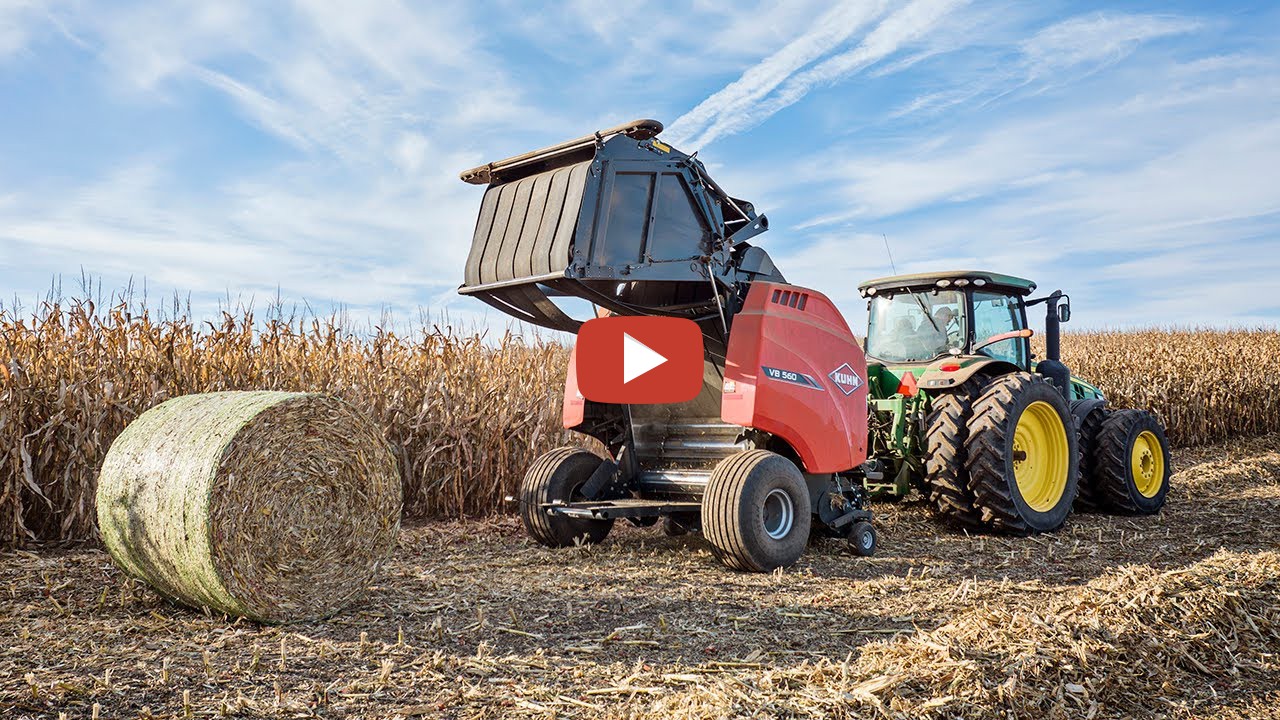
[972,291,1028,367]
[865,290,967,363]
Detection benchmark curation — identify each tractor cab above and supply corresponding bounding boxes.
[858,270,1038,372]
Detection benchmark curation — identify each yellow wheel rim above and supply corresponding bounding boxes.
[1012,401,1070,512]
[1131,430,1165,498]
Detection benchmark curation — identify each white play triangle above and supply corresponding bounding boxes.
[622,332,668,384]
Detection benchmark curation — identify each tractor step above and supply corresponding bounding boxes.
[545,499,700,520]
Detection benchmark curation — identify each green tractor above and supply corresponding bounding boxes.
[858,270,1171,533]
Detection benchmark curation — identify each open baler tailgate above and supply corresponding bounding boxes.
[461,159,593,331]
[457,119,768,333]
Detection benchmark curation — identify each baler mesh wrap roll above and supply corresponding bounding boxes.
[96,391,401,623]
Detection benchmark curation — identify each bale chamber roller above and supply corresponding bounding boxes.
[457,120,878,571]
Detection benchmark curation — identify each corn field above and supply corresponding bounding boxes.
[2,298,1277,548]
[1,299,575,549]
[1055,329,1280,446]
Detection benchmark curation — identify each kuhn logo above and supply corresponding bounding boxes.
[828,363,864,396]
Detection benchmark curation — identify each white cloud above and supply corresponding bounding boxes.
[0,1,531,323]
[771,55,1280,328]
[0,1,1275,334]
[1020,12,1200,76]
[669,0,966,148]
[663,0,889,146]
[0,0,47,58]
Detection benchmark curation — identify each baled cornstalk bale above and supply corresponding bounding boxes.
[96,391,401,623]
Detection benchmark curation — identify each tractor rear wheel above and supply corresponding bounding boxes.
[1093,410,1171,514]
[703,450,811,572]
[966,373,1079,534]
[1073,406,1109,512]
[924,383,986,529]
[518,448,615,548]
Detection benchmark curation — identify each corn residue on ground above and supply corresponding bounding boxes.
[3,435,1278,719]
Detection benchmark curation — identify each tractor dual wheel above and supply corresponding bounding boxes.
[1093,409,1171,515]
[1073,406,1109,512]
[966,373,1079,534]
[702,450,811,572]
[924,382,986,529]
[518,448,615,548]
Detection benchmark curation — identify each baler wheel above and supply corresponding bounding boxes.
[965,373,1079,534]
[924,384,986,529]
[849,521,878,557]
[518,448,615,548]
[702,450,811,572]
[1093,409,1171,515]
[1073,406,1110,512]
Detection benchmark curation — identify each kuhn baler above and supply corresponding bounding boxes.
[457,120,1170,571]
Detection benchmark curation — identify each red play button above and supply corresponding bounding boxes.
[576,317,704,404]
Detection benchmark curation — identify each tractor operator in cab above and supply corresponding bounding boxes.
[922,306,962,356]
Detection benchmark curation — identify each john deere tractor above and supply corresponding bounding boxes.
[857,271,1171,533]
[456,119,1172,570]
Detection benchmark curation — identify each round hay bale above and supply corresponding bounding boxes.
[96,391,401,623]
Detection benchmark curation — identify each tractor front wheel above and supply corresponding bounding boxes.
[1093,409,1171,515]
[518,448,615,548]
[703,450,811,572]
[966,373,1079,534]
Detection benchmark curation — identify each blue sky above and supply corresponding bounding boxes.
[1,0,1278,333]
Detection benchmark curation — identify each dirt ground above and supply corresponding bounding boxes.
[3,435,1279,719]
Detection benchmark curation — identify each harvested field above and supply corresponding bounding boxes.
[4,434,1279,719]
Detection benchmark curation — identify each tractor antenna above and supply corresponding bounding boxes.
[882,234,899,274]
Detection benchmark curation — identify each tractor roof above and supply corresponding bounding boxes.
[857,270,1037,297]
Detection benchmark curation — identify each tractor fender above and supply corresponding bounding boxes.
[918,356,1021,393]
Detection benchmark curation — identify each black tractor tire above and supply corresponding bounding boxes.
[1093,409,1172,515]
[849,521,878,557]
[518,448,615,548]
[924,382,986,529]
[965,373,1080,534]
[702,450,811,572]
[1073,406,1110,512]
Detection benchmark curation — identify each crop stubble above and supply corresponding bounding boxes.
[2,434,1278,719]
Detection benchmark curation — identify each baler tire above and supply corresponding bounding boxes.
[1073,407,1110,512]
[1094,409,1171,515]
[849,521,878,557]
[702,450,811,572]
[924,383,986,529]
[518,447,615,548]
[965,373,1079,534]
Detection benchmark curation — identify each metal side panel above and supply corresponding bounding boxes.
[463,160,591,288]
[632,417,746,474]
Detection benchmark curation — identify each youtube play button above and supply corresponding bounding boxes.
[577,317,704,404]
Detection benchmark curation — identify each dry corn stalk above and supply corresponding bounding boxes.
[0,298,576,548]
[2,294,1275,549]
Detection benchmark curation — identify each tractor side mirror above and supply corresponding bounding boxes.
[1057,302,1071,323]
